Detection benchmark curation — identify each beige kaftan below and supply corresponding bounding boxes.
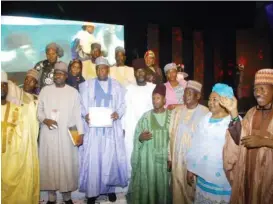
[169,105,209,204]
[82,60,97,80]
[109,65,136,87]
[37,84,84,192]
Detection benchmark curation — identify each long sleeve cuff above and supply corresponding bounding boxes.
[38,115,46,124]
[228,120,242,145]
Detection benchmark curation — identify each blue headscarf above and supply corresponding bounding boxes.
[212,83,234,99]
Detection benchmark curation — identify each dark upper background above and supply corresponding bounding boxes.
[1,1,259,29]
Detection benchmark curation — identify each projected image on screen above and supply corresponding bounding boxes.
[1,16,124,84]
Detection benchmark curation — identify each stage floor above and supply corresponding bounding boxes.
[39,193,127,204]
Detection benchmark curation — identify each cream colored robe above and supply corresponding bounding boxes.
[6,80,38,106]
[37,84,84,193]
[72,30,96,55]
[169,105,209,204]
[2,101,40,204]
[109,65,136,87]
[81,60,97,80]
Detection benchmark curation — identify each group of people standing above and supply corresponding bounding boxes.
[1,33,273,204]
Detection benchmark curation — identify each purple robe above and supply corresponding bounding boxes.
[78,77,128,198]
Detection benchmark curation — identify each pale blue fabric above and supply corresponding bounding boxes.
[186,112,231,189]
[78,78,128,197]
[212,83,234,99]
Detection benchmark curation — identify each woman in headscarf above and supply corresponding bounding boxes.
[164,63,187,110]
[144,50,164,84]
[186,83,235,204]
[34,42,64,93]
[66,59,85,91]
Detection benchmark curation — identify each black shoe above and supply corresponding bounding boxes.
[87,197,97,204]
[46,201,56,204]
[64,199,74,204]
[108,193,117,202]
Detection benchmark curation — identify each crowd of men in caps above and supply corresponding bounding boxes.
[1,22,273,204]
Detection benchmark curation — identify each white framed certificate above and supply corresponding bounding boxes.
[88,107,113,128]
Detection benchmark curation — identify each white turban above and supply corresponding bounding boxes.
[83,22,95,27]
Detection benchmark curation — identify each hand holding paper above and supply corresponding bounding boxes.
[43,119,58,130]
[88,107,113,127]
[111,112,119,121]
[85,114,90,124]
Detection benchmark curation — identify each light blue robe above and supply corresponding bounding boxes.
[78,77,128,198]
[186,112,232,203]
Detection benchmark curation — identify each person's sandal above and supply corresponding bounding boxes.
[64,199,74,204]
[108,193,117,202]
[87,197,97,204]
[46,201,56,204]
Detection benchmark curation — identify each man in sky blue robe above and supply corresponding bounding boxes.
[79,56,128,204]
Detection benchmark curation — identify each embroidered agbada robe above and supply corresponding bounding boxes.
[72,30,96,55]
[6,80,22,105]
[223,107,273,204]
[81,59,97,80]
[110,65,136,86]
[186,113,232,203]
[38,84,84,193]
[169,105,209,204]
[1,101,39,204]
[78,78,128,198]
[6,80,38,106]
[123,82,155,179]
[127,110,171,204]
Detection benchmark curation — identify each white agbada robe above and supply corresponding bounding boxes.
[38,84,84,193]
[72,30,96,55]
[123,82,156,179]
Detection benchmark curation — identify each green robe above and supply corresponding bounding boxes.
[127,110,171,204]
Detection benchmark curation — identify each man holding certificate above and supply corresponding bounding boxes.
[79,56,127,204]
